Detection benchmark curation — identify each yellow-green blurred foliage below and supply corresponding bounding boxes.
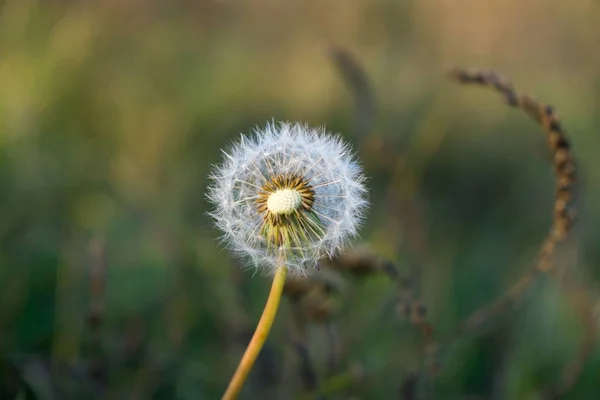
[0,0,599,399]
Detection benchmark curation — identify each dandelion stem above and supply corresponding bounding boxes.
[222,265,288,400]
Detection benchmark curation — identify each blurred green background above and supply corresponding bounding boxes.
[1,0,599,399]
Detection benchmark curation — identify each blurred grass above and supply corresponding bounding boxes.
[1,0,600,399]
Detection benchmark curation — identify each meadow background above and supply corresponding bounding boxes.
[1,0,599,399]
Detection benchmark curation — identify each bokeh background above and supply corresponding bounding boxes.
[1,0,600,399]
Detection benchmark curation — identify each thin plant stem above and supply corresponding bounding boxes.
[222,265,288,400]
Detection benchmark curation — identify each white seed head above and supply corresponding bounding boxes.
[267,189,302,215]
[206,121,369,276]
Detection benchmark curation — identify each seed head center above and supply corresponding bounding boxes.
[267,188,303,215]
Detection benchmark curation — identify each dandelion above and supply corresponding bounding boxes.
[207,121,368,275]
[207,121,368,400]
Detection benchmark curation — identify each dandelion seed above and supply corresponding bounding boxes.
[207,121,368,276]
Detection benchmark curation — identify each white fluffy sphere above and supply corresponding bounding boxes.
[207,121,368,276]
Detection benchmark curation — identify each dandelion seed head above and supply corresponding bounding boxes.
[207,121,368,276]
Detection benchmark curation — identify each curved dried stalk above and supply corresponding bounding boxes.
[410,68,585,397]
[437,67,576,346]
